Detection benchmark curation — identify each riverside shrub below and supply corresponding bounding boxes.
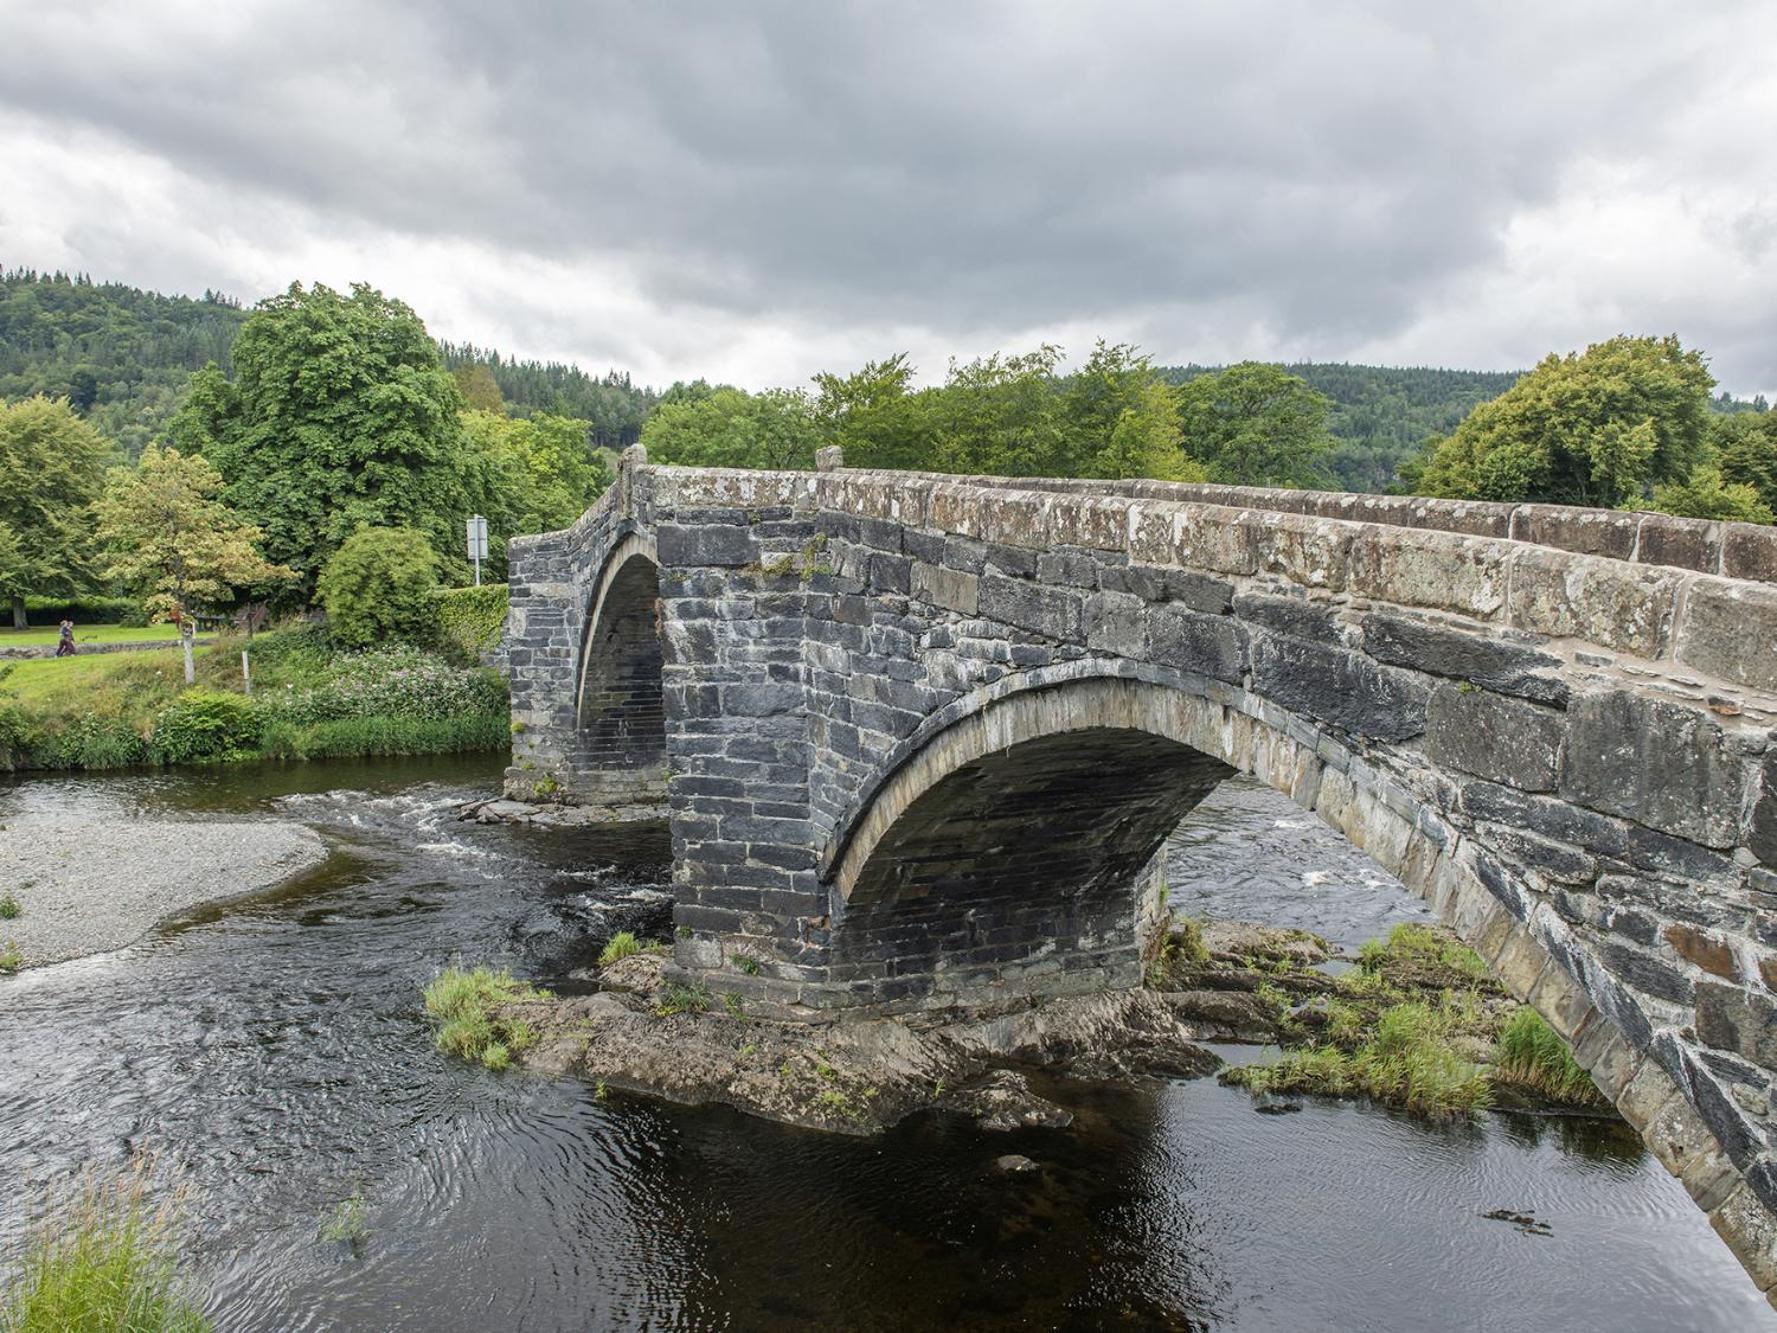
[149,691,262,763]
[265,646,506,725]
[316,526,440,648]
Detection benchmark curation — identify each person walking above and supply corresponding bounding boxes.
[55,619,76,657]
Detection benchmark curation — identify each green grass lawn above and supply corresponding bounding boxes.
[0,622,182,647]
[0,648,211,706]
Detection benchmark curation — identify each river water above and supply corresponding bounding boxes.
[0,755,1768,1331]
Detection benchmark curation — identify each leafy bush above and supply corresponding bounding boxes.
[25,715,148,770]
[434,585,509,661]
[264,646,506,726]
[316,526,440,649]
[149,692,262,763]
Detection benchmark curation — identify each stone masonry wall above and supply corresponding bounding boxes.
[507,453,1777,1300]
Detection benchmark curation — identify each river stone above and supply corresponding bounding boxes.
[993,1154,1040,1174]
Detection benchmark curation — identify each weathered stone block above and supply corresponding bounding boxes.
[1561,690,1743,849]
[1698,981,1777,1069]
[1348,526,1508,620]
[1635,513,1717,573]
[1754,752,1777,870]
[1723,523,1777,583]
[1249,635,1430,742]
[657,522,755,567]
[978,576,1083,641]
[1676,578,1777,692]
[1147,607,1247,684]
[1426,683,1564,791]
[1231,591,1343,644]
[1508,546,1680,659]
[1513,505,1640,559]
[1362,614,1567,707]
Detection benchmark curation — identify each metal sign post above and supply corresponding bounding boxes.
[466,514,489,587]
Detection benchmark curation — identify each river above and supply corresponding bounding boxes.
[0,755,1768,1331]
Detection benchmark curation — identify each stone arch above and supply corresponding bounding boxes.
[820,666,1741,1231]
[569,532,666,804]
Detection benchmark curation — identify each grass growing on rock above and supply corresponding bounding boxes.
[1492,1007,1607,1107]
[0,1164,210,1332]
[596,931,668,969]
[423,965,550,1071]
[1209,920,1605,1121]
[0,939,21,973]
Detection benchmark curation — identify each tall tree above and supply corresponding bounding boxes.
[0,395,114,627]
[1414,335,1713,507]
[459,409,611,576]
[1176,362,1334,487]
[94,444,293,681]
[1060,341,1201,481]
[180,282,472,593]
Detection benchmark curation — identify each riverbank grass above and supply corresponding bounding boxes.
[1216,921,1604,1120]
[0,1166,209,1333]
[424,964,550,1071]
[1492,1007,1607,1106]
[596,930,669,969]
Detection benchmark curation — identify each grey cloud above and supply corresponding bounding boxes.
[2,0,1773,388]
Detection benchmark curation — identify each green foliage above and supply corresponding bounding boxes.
[1358,923,1490,982]
[0,891,19,920]
[423,964,549,1070]
[22,715,149,770]
[148,691,262,763]
[0,1164,210,1332]
[0,269,246,458]
[0,395,115,620]
[0,939,20,973]
[95,444,294,626]
[186,283,475,590]
[1714,411,1777,516]
[1171,917,1210,965]
[1175,361,1336,487]
[1415,335,1713,507]
[597,931,650,968]
[19,596,136,626]
[1644,464,1774,524]
[1492,1007,1606,1106]
[257,712,508,762]
[439,343,655,449]
[642,386,820,470]
[1225,999,1493,1118]
[458,411,610,577]
[316,527,441,648]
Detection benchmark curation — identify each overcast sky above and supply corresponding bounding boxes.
[2,1,1773,396]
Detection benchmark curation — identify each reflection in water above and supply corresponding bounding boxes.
[0,759,1768,1331]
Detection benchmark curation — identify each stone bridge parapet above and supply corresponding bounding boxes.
[504,448,1777,1299]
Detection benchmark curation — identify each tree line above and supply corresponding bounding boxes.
[2,268,1773,643]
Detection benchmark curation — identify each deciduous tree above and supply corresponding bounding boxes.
[1176,362,1334,487]
[0,394,114,627]
[95,444,294,681]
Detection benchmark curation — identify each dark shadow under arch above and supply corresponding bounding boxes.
[572,535,666,793]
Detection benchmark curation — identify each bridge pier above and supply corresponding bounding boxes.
[502,454,1777,1299]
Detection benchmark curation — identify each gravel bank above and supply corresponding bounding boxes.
[0,816,328,967]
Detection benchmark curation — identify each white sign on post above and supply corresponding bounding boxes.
[466,514,489,586]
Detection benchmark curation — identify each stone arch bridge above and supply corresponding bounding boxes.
[505,446,1777,1294]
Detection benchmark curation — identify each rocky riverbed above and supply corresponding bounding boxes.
[0,815,327,967]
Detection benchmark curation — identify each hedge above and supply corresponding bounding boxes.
[434,585,509,660]
[20,596,139,626]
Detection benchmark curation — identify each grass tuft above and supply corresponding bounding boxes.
[654,982,710,1018]
[0,1163,209,1332]
[595,931,666,969]
[422,964,549,1070]
[1492,1007,1606,1106]
[0,890,19,920]
[0,939,21,973]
